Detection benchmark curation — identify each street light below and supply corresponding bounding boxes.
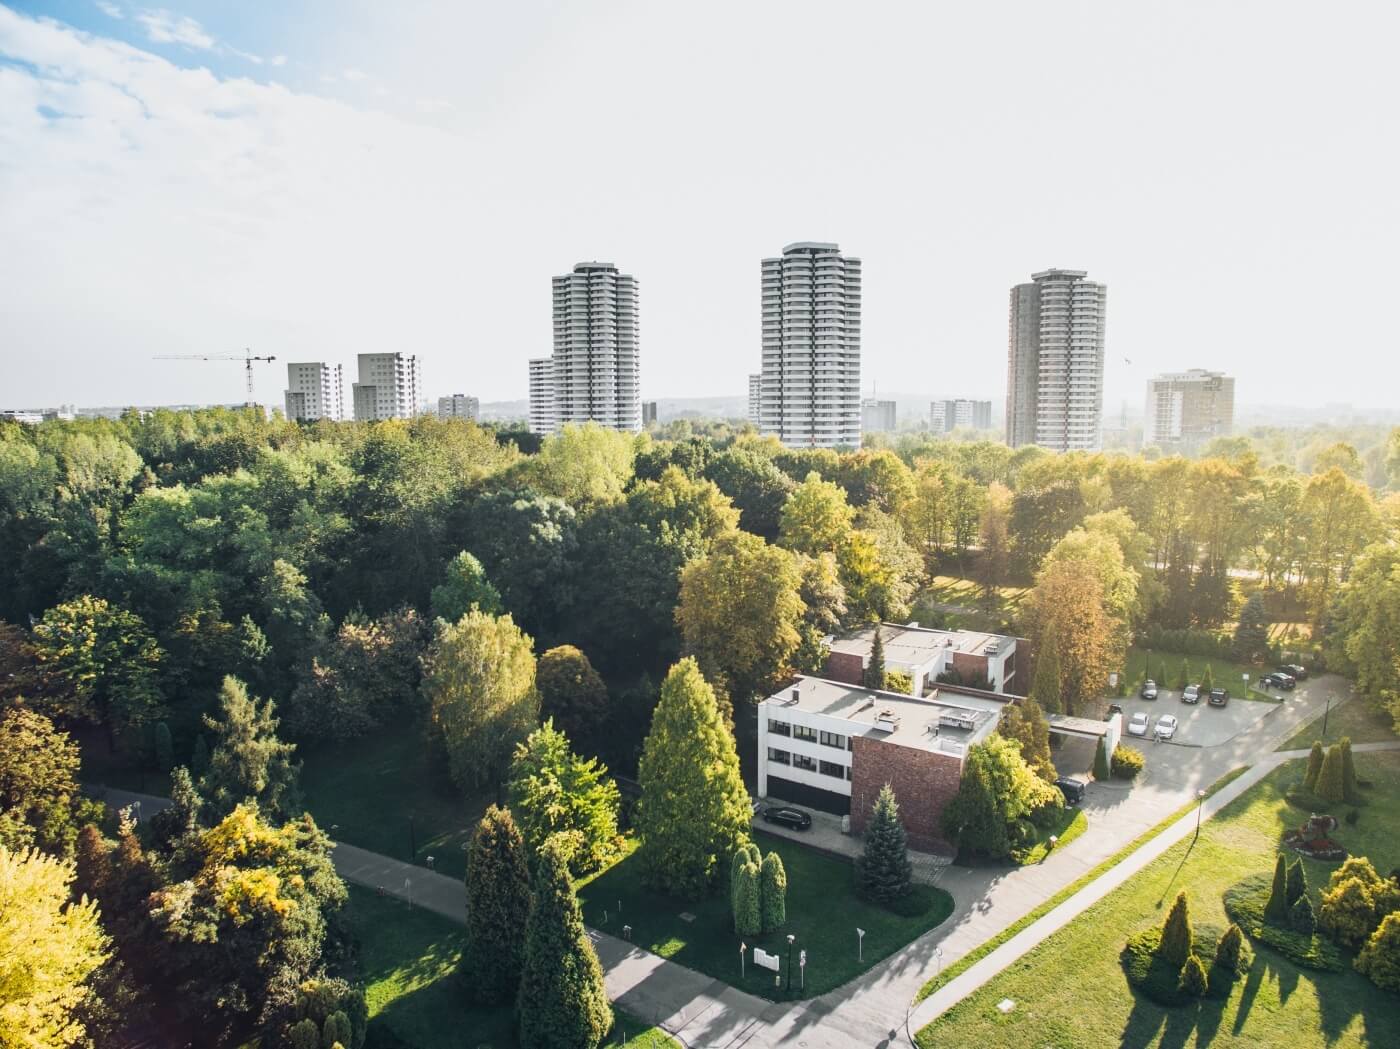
[786,934,796,991]
[857,927,865,963]
[934,945,944,984]
[1323,695,1332,738]
[1193,789,1207,839]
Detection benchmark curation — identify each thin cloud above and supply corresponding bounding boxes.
[341,68,368,82]
[230,46,263,65]
[135,8,214,50]
[95,1,123,18]
[269,54,286,67]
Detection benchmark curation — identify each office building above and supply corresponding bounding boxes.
[1006,269,1108,451]
[351,353,420,421]
[642,400,658,426]
[542,261,641,432]
[748,373,761,424]
[759,242,862,448]
[436,394,479,422]
[1145,370,1235,453]
[528,357,556,436]
[930,398,992,433]
[861,398,896,433]
[284,362,343,422]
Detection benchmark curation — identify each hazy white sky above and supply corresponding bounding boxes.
[2,1,1397,410]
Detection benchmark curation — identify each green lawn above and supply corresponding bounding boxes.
[915,752,1400,1049]
[1011,808,1088,866]
[349,886,674,1049]
[1124,646,1270,701]
[1277,698,1398,751]
[577,831,953,1001]
[302,721,488,881]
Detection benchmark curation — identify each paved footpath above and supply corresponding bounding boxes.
[97,675,1373,1049]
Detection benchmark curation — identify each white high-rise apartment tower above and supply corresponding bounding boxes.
[437,394,480,422]
[548,261,640,432]
[283,362,343,421]
[352,352,421,421]
[1006,269,1107,451]
[759,242,862,448]
[528,357,557,436]
[747,373,761,425]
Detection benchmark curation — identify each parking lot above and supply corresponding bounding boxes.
[1113,683,1287,747]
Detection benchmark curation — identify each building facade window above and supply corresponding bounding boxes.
[819,730,846,750]
[792,754,817,772]
[819,760,845,779]
[767,747,791,765]
[793,725,818,743]
[767,719,791,737]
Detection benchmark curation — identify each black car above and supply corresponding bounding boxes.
[761,806,812,830]
[1106,702,1125,720]
[1055,777,1086,805]
[1208,687,1229,707]
[1262,672,1296,690]
[1279,664,1309,681]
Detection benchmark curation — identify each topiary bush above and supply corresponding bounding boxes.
[1290,894,1316,935]
[759,851,787,932]
[1356,912,1400,993]
[1157,891,1194,967]
[1111,745,1145,780]
[1318,856,1400,950]
[1207,922,1253,996]
[1177,954,1209,998]
[1122,923,1230,1006]
[1223,873,1345,971]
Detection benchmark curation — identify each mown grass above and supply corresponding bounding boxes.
[1277,697,1398,751]
[1124,646,1267,700]
[914,753,1400,1049]
[1011,808,1088,866]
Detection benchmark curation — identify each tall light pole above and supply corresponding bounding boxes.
[1322,695,1332,738]
[1193,789,1207,840]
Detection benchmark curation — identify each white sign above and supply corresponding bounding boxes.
[753,947,781,972]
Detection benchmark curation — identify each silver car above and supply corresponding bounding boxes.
[1127,711,1150,737]
[1155,714,1179,741]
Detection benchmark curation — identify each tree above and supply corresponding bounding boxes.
[0,846,110,1049]
[29,595,163,746]
[840,515,922,624]
[1233,593,1270,663]
[634,660,751,897]
[779,472,854,555]
[1318,857,1400,949]
[462,806,531,1004]
[1200,663,1215,696]
[1177,954,1208,998]
[703,447,794,541]
[1215,923,1246,972]
[731,856,761,936]
[530,423,636,508]
[676,532,804,706]
[942,743,1006,858]
[977,482,1012,605]
[1303,741,1325,793]
[730,842,760,923]
[1290,893,1316,934]
[507,720,620,875]
[1357,912,1400,993]
[1299,468,1379,627]
[1340,737,1360,804]
[423,609,539,793]
[431,551,503,623]
[1176,657,1191,691]
[996,697,1055,782]
[0,708,101,858]
[1093,737,1111,781]
[1286,858,1308,907]
[1264,853,1290,923]
[1042,526,1141,639]
[517,837,612,1049]
[1029,631,1064,715]
[1158,891,1193,967]
[153,720,174,773]
[863,626,887,690]
[857,784,913,904]
[1024,562,1115,716]
[536,645,610,755]
[760,851,787,931]
[199,676,300,821]
[1315,742,1346,804]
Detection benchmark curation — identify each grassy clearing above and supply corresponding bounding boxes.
[914,765,1251,1003]
[1277,698,1398,751]
[577,831,953,1000]
[1011,808,1088,866]
[914,753,1400,1049]
[1124,646,1267,700]
[350,886,675,1049]
[302,721,488,881]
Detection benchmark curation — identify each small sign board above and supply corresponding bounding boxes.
[753,947,781,972]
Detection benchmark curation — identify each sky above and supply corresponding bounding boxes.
[2,1,1397,412]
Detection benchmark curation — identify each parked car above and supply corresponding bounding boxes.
[1055,777,1086,805]
[1261,672,1296,690]
[1209,687,1229,707]
[1106,703,1125,719]
[1127,711,1151,737]
[1140,679,1159,700]
[1279,664,1309,681]
[1154,714,1179,741]
[1181,684,1201,704]
[761,806,812,830]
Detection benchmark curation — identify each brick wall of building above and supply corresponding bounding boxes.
[951,650,990,686]
[823,650,865,686]
[850,735,964,851]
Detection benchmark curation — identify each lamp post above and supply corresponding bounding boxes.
[857,927,865,963]
[1322,695,1332,738]
[934,945,944,985]
[786,934,795,991]
[1194,789,1207,840]
[740,942,746,979]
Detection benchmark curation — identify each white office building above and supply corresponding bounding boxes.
[544,261,641,432]
[931,398,992,433]
[528,357,556,436]
[436,394,479,422]
[1006,269,1107,451]
[352,353,421,421]
[747,373,762,425]
[1145,369,1235,453]
[759,242,862,449]
[284,362,344,422]
[861,398,896,433]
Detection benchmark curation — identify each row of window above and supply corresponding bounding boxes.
[766,748,851,780]
[768,720,851,751]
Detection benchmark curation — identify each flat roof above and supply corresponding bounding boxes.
[828,623,1013,666]
[1046,713,1111,738]
[762,676,1006,755]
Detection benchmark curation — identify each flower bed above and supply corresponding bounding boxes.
[1282,813,1347,861]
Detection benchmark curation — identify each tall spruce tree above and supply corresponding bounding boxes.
[1029,631,1064,714]
[1316,743,1346,803]
[1200,664,1215,695]
[1176,658,1190,691]
[1303,741,1325,793]
[863,626,887,690]
[463,806,531,1004]
[198,675,299,821]
[1233,593,1270,662]
[1265,853,1291,923]
[635,659,751,897]
[517,838,612,1049]
[857,784,913,904]
[1158,891,1193,967]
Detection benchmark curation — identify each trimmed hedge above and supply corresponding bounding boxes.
[1222,873,1346,972]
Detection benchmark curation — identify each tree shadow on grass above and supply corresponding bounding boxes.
[1230,955,1266,1036]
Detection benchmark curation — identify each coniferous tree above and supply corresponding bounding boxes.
[149,766,202,854]
[1177,954,1208,998]
[997,698,1055,782]
[517,838,612,1049]
[863,626,887,690]
[199,675,300,821]
[1316,743,1346,803]
[462,806,531,1004]
[635,659,751,897]
[1265,853,1291,923]
[153,720,174,773]
[1093,737,1111,780]
[857,784,913,904]
[1303,741,1325,793]
[1214,923,1246,972]
[1029,631,1064,714]
[1290,893,1316,934]
[729,843,759,926]
[72,823,110,902]
[1233,592,1270,662]
[760,851,787,931]
[732,858,761,936]
[507,720,620,875]
[1285,858,1308,907]
[1158,891,1193,967]
[1176,658,1190,691]
[191,733,210,778]
[1340,737,1360,804]
[941,744,1009,858]
[1200,664,1215,696]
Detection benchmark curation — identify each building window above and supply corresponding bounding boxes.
[846,765,853,781]
[819,730,845,750]
[767,719,791,737]
[792,754,817,772]
[793,725,817,743]
[819,760,845,779]
[767,747,791,765]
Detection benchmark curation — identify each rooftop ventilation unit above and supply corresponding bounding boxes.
[985,641,1000,655]
[938,711,979,732]
[787,686,801,705]
[873,709,900,733]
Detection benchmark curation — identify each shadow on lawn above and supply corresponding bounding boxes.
[1119,986,1229,1049]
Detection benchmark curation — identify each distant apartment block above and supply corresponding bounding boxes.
[930,398,991,433]
[284,362,344,422]
[824,622,1021,695]
[758,242,862,449]
[436,394,479,422]
[861,398,896,433]
[1006,268,1107,451]
[352,353,420,421]
[642,400,658,426]
[1145,370,1235,453]
[748,373,761,424]
[528,357,556,436]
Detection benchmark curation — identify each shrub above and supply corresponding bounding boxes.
[1177,954,1209,998]
[884,669,913,693]
[759,851,787,931]
[1286,859,1308,907]
[1340,737,1360,804]
[1214,923,1249,975]
[288,1019,319,1049]
[1158,892,1193,967]
[1222,873,1345,971]
[1122,925,1225,1006]
[1356,912,1400,993]
[1290,894,1316,934]
[1346,809,1360,826]
[1316,744,1346,804]
[1318,857,1400,950]
[1303,742,1324,794]
[1111,745,1145,780]
[1264,854,1290,923]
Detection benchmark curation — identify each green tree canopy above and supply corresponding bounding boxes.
[431,551,503,622]
[0,708,101,858]
[857,784,913,904]
[779,472,855,556]
[462,805,531,1004]
[535,645,610,755]
[507,720,620,875]
[199,675,300,821]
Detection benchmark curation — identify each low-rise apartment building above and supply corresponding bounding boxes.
[823,622,1021,695]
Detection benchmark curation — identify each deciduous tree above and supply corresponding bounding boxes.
[1025,563,1115,716]
[536,645,610,755]
[779,472,854,556]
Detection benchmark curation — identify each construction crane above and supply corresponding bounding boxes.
[154,348,277,407]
